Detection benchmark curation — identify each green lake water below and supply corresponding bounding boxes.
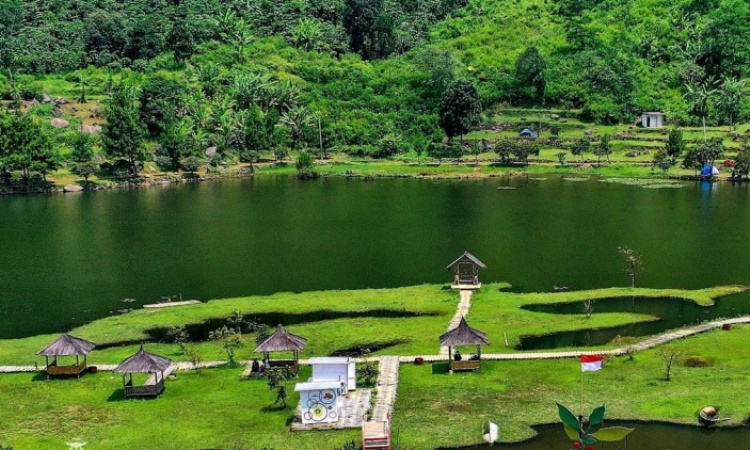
[447,421,750,450]
[1,176,750,339]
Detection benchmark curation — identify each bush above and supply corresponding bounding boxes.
[683,356,713,368]
[295,151,319,179]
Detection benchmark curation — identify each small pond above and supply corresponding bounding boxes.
[519,292,750,350]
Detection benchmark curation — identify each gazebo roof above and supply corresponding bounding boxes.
[36,334,96,356]
[255,324,307,353]
[446,251,487,270]
[114,346,172,373]
[439,317,489,347]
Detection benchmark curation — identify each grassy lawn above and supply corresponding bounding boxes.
[0,284,746,449]
[0,284,743,367]
[394,325,750,449]
[0,366,359,450]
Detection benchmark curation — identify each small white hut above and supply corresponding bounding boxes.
[308,357,357,391]
[295,380,344,424]
[294,356,357,425]
[641,112,665,128]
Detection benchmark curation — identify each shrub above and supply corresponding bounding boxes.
[683,356,712,368]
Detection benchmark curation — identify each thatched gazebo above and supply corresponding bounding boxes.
[254,324,307,372]
[447,251,486,289]
[36,334,96,378]
[439,316,489,372]
[114,346,172,398]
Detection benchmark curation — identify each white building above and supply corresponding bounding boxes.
[641,112,665,128]
[295,357,357,425]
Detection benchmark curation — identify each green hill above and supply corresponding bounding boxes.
[1,0,749,179]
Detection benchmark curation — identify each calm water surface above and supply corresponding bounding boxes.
[1,176,750,339]
[448,422,750,450]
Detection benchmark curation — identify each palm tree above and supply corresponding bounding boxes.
[7,68,21,111]
[279,106,312,150]
[684,79,719,141]
[75,69,91,104]
[194,62,223,99]
[291,18,324,51]
[717,77,748,130]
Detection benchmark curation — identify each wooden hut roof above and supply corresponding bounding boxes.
[255,324,307,353]
[114,346,172,373]
[446,251,487,270]
[439,317,489,346]
[36,334,96,356]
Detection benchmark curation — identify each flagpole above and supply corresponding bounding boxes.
[580,366,584,416]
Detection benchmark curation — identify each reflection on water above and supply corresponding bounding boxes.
[1,176,750,338]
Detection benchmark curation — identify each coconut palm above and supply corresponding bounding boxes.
[279,106,313,150]
[684,79,719,141]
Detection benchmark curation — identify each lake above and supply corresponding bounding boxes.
[1,175,750,339]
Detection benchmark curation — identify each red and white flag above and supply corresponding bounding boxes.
[580,355,605,372]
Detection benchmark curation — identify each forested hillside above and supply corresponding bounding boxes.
[1,0,750,181]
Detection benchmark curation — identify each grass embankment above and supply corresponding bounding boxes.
[395,326,750,449]
[0,284,743,366]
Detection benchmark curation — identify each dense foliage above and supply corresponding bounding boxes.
[2,0,750,181]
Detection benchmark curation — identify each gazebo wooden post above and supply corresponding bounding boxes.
[263,351,270,367]
[477,344,482,360]
[45,356,50,380]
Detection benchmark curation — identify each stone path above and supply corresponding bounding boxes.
[371,356,400,421]
[399,316,750,363]
[440,289,474,355]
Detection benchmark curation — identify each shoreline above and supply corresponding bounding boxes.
[3,159,748,196]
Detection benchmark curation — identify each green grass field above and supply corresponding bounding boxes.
[0,284,747,449]
[1,284,743,367]
[395,326,750,448]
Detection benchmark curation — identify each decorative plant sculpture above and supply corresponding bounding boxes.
[557,402,634,450]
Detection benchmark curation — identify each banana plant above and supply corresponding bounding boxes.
[557,402,634,450]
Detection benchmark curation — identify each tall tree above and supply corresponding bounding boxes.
[70,131,98,181]
[438,80,482,145]
[717,77,748,129]
[594,134,612,164]
[684,79,719,140]
[139,76,186,137]
[515,46,547,102]
[343,0,384,59]
[167,16,195,66]
[101,86,146,177]
[279,106,313,150]
[665,128,686,163]
[572,138,591,163]
[159,118,193,172]
[0,113,59,181]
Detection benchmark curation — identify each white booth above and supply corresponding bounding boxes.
[295,357,357,425]
[309,357,357,391]
[295,380,343,424]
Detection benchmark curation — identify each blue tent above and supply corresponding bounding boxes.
[701,165,720,177]
[518,128,538,138]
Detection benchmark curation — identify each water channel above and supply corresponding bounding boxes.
[1,175,750,339]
